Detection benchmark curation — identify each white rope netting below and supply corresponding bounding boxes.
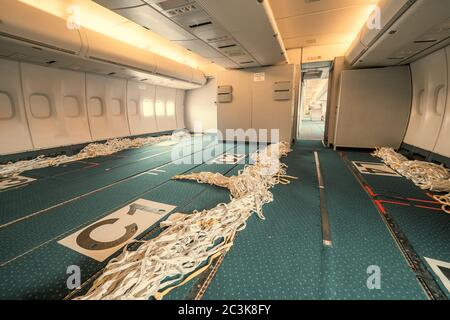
[173,142,296,210]
[0,136,171,179]
[372,147,450,214]
[75,142,293,300]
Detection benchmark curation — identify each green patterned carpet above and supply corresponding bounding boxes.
[0,137,448,300]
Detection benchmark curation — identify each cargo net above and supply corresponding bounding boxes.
[372,147,450,214]
[75,142,293,300]
[0,135,171,179]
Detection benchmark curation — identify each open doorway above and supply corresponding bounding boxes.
[297,62,331,141]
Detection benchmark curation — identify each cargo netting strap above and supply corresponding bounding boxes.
[0,135,171,178]
[74,142,294,300]
[372,147,450,214]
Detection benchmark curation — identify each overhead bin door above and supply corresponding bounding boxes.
[86,74,130,141]
[94,0,145,10]
[0,1,82,55]
[404,49,447,151]
[127,81,158,135]
[359,0,411,48]
[85,29,156,75]
[0,59,33,155]
[155,55,193,83]
[21,63,91,150]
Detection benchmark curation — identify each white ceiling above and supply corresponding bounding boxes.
[269,0,379,50]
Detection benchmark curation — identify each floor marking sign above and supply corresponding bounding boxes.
[352,161,401,177]
[425,257,450,293]
[213,153,245,164]
[0,175,36,191]
[58,199,176,262]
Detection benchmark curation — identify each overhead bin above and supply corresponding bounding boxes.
[345,0,450,68]
[0,1,82,55]
[83,29,157,75]
[359,0,413,48]
[345,39,367,66]
[83,27,206,87]
[0,0,83,69]
[0,1,206,90]
[345,0,414,66]
[154,55,193,84]
[94,0,146,10]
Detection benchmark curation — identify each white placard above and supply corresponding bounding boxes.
[58,199,176,262]
[254,72,265,82]
[352,161,401,177]
[425,257,450,293]
[0,175,36,191]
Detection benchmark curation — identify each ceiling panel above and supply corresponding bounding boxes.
[270,0,378,19]
[283,32,355,50]
[276,6,373,39]
[268,0,378,56]
[115,6,195,41]
[174,39,224,58]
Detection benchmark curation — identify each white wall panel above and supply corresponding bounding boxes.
[21,63,91,150]
[175,89,186,129]
[404,49,448,151]
[155,86,177,132]
[0,59,33,155]
[217,65,295,142]
[185,78,218,133]
[251,65,296,142]
[433,46,450,157]
[86,74,130,141]
[126,81,158,136]
[217,71,253,140]
[334,66,412,149]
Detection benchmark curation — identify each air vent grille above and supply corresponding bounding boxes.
[189,21,212,29]
[226,50,245,57]
[217,44,236,49]
[164,4,198,18]
[307,56,322,61]
[206,35,232,43]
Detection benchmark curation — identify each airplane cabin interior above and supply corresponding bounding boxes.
[0,0,449,302]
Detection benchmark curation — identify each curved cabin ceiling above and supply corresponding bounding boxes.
[268,0,379,62]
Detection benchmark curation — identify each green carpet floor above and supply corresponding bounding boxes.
[0,138,447,300]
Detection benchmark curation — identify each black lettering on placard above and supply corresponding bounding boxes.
[75,203,167,251]
[353,161,399,176]
[214,154,245,164]
[76,218,138,251]
[0,176,32,190]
